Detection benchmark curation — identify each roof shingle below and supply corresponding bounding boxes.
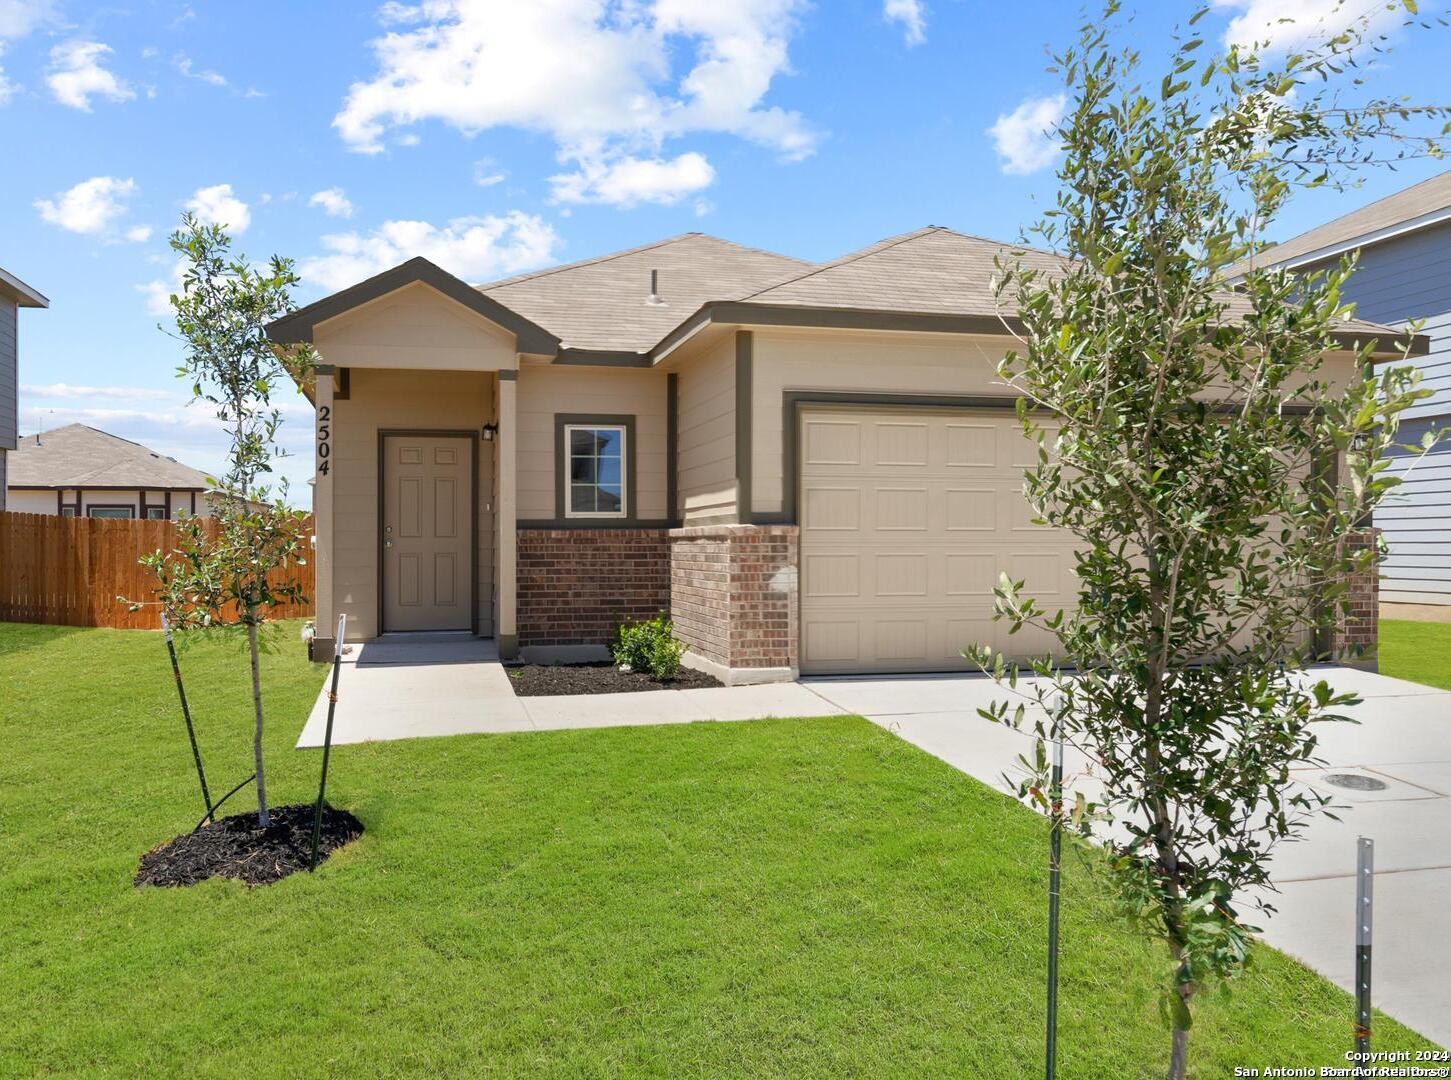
[8,424,214,489]
[1227,169,1451,277]
[478,232,809,352]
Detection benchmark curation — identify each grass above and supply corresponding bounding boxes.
[1379,618,1451,691]
[0,622,1438,1077]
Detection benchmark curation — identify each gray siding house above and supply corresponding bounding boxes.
[1230,170,1451,605]
[0,267,50,511]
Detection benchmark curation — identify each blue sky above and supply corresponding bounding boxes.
[2,0,1447,494]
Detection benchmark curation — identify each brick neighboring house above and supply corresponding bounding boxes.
[269,228,1414,680]
[6,423,219,519]
[0,266,48,512]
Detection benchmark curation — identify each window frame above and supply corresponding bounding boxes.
[555,414,637,523]
[87,505,135,519]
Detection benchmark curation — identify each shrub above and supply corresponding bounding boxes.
[612,613,686,680]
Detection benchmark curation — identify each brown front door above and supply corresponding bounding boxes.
[382,434,473,632]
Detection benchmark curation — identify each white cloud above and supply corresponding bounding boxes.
[309,187,355,218]
[0,0,55,40]
[334,0,815,205]
[21,382,174,400]
[0,55,13,105]
[186,183,251,233]
[1214,0,1404,51]
[473,158,506,186]
[551,150,715,207]
[138,258,186,316]
[125,224,152,243]
[299,211,560,292]
[987,93,1065,176]
[35,175,137,235]
[46,40,133,110]
[883,0,926,45]
[175,53,227,87]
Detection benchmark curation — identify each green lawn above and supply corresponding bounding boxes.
[1379,618,1451,690]
[0,623,1438,1076]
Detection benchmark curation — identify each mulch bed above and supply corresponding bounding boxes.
[135,803,364,888]
[506,661,722,696]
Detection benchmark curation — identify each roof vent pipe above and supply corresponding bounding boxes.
[646,268,665,306]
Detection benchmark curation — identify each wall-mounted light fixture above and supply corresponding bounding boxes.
[482,422,499,441]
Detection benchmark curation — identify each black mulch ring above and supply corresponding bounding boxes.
[135,803,364,888]
[505,661,722,696]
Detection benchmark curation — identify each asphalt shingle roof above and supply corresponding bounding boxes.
[1226,169,1451,278]
[739,226,1064,315]
[478,232,810,352]
[8,424,214,489]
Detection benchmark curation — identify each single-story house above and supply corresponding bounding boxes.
[270,227,1415,680]
[7,423,219,518]
[1,266,49,512]
[1228,168,1451,606]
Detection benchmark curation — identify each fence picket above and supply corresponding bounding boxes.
[0,511,315,630]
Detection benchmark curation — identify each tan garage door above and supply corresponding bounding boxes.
[798,407,1078,675]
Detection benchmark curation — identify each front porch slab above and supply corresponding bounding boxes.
[296,646,845,748]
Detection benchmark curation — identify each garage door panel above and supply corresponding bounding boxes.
[945,423,998,467]
[946,488,997,531]
[803,418,862,465]
[803,485,861,530]
[800,406,1077,674]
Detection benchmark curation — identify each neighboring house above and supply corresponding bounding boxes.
[7,423,218,518]
[0,266,49,512]
[269,228,1411,679]
[1228,169,1451,605]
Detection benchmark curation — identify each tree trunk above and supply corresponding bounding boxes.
[1166,1024,1190,1080]
[247,614,269,828]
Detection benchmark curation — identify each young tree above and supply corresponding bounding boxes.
[970,4,1447,1076]
[142,215,314,828]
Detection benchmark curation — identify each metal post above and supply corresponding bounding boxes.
[1354,836,1374,1069]
[310,613,347,872]
[161,611,213,822]
[1046,726,1064,1080]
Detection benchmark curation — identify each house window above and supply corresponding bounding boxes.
[59,506,77,518]
[145,506,168,520]
[564,424,627,518]
[87,506,135,519]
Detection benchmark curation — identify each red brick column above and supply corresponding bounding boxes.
[516,528,670,648]
[1333,527,1380,667]
[669,524,799,681]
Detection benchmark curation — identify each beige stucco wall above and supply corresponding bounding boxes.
[330,367,496,640]
[747,328,1366,518]
[313,282,518,372]
[749,328,1017,516]
[516,363,669,521]
[675,332,737,523]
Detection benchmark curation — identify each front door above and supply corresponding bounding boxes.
[382,434,473,632]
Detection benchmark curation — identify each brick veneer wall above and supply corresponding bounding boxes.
[669,524,799,673]
[516,528,671,647]
[1333,527,1380,664]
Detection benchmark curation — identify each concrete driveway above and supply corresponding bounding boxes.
[803,667,1451,1048]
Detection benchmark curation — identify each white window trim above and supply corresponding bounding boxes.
[564,423,628,519]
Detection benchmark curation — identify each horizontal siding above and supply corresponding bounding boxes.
[0,295,16,448]
[1379,417,1451,601]
[676,333,737,522]
[1307,220,1451,422]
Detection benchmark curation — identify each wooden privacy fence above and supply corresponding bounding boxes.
[0,511,315,630]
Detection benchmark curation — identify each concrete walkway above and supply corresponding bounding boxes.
[296,636,843,748]
[802,668,1451,1048]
